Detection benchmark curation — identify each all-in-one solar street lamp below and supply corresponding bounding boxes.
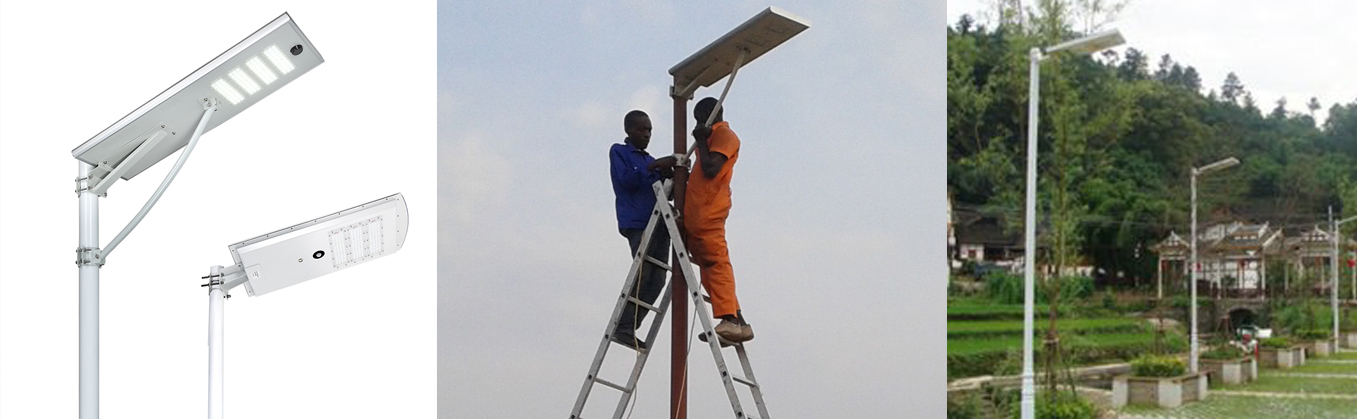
[203,193,407,419]
[1330,210,1357,353]
[666,7,808,419]
[70,13,322,419]
[1021,29,1124,419]
[1188,157,1238,375]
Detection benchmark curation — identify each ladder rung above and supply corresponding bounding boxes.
[732,375,758,388]
[701,294,712,303]
[643,255,670,270]
[626,296,661,313]
[592,376,631,393]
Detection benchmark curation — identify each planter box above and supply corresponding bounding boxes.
[1111,373,1209,408]
[1201,356,1257,385]
[1258,346,1304,369]
[1307,339,1336,357]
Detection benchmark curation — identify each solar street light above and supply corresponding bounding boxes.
[665,7,808,419]
[1020,29,1125,419]
[203,193,407,419]
[71,13,322,419]
[1189,157,1238,376]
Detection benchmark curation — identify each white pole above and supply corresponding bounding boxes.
[1020,46,1041,419]
[1190,170,1199,374]
[1157,257,1163,299]
[1333,209,1341,345]
[78,161,100,419]
[208,266,226,419]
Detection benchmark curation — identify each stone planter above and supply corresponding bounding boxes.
[1258,346,1305,369]
[1112,373,1208,408]
[1307,339,1336,357]
[1201,356,1257,385]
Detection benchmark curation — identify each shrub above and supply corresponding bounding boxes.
[1273,302,1332,333]
[1054,276,1094,304]
[1100,291,1117,310]
[1199,345,1247,360]
[1296,329,1331,340]
[1129,355,1186,377]
[1259,337,1292,348]
[1035,392,1098,419]
[985,270,1024,305]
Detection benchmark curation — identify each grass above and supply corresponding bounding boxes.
[1223,374,1357,394]
[947,317,1143,338]
[947,332,1174,356]
[1288,361,1357,375]
[947,302,1055,319]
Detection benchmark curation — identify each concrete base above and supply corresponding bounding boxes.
[1345,332,1357,349]
[1111,373,1208,409]
[1308,339,1336,357]
[1258,346,1305,369]
[1201,357,1257,385]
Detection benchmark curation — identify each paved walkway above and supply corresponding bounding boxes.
[1210,390,1357,399]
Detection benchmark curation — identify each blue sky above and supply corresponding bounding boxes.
[439,0,944,417]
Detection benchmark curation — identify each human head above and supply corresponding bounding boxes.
[624,110,652,149]
[693,97,723,125]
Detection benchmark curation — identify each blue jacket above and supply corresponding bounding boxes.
[610,141,662,231]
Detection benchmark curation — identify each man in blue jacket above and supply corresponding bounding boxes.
[609,110,676,350]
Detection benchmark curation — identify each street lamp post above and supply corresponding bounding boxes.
[1020,29,1125,419]
[1329,210,1357,347]
[1189,157,1239,374]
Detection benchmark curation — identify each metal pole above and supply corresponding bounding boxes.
[78,161,100,419]
[1332,208,1340,346]
[1020,46,1040,419]
[670,91,690,419]
[208,266,225,419]
[1157,258,1163,299]
[1190,170,1199,374]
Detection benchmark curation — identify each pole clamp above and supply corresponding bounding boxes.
[75,247,104,267]
[201,273,232,298]
[74,175,108,197]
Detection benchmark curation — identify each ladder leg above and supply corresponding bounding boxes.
[660,204,752,418]
[736,345,770,418]
[611,280,673,418]
[574,183,676,418]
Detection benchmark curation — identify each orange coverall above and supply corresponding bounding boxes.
[683,121,741,318]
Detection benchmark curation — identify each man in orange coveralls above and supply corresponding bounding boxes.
[684,97,753,343]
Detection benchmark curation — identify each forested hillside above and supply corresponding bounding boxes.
[948,6,1357,281]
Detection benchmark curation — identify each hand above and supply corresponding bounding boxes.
[648,155,678,171]
[692,126,712,142]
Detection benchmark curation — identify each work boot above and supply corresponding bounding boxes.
[714,319,754,343]
[698,330,734,347]
[611,331,647,351]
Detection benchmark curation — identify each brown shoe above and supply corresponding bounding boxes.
[715,319,754,343]
[698,330,734,347]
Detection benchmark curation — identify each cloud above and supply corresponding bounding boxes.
[568,101,613,130]
[441,132,513,223]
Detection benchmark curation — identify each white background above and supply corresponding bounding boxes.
[0,2,435,418]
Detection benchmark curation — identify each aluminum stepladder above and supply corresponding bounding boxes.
[571,179,770,419]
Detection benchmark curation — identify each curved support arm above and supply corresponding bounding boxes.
[102,101,218,260]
